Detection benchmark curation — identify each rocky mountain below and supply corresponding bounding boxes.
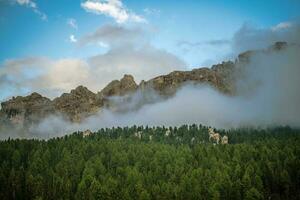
[0,93,54,127]
[52,86,103,122]
[0,42,288,127]
[98,74,138,98]
[141,61,236,96]
[0,64,236,126]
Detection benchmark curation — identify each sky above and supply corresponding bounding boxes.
[0,0,300,101]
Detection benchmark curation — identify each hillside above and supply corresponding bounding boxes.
[0,125,299,199]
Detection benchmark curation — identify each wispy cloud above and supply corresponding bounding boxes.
[67,18,78,29]
[16,0,36,8]
[81,0,146,24]
[178,39,231,48]
[15,0,47,20]
[271,21,292,31]
[69,34,77,43]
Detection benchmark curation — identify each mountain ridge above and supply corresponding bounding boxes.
[0,42,288,127]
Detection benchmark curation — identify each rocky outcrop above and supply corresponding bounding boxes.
[0,86,104,125]
[236,41,288,64]
[98,74,138,98]
[0,92,54,126]
[53,86,103,122]
[139,61,236,96]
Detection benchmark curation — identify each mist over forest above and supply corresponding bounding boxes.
[1,1,300,200]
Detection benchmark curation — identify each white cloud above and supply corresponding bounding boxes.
[81,0,146,24]
[41,59,90,92]
[0,58,91,99]
[69,34,78,43]
[67,18,78,29]
[15,0,47,20]
[17,0,36,8]
[271,22,292,31]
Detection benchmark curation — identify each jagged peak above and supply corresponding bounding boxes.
[98,74,138,98]
[70,85,95,95]
[121,74,135,81]
[29,92,42,97]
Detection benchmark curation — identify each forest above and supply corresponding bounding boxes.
[0,125,299,200]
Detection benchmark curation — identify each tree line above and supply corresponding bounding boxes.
[0,125,299,200]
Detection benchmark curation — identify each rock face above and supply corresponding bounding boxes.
[0,93,54,126]
[0,86,104,125]
[140,61,236,96]
[98,74,138,98]
[53,86,103,122]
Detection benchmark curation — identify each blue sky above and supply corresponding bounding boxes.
[0,0,300,100]
[1,0,300,64]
